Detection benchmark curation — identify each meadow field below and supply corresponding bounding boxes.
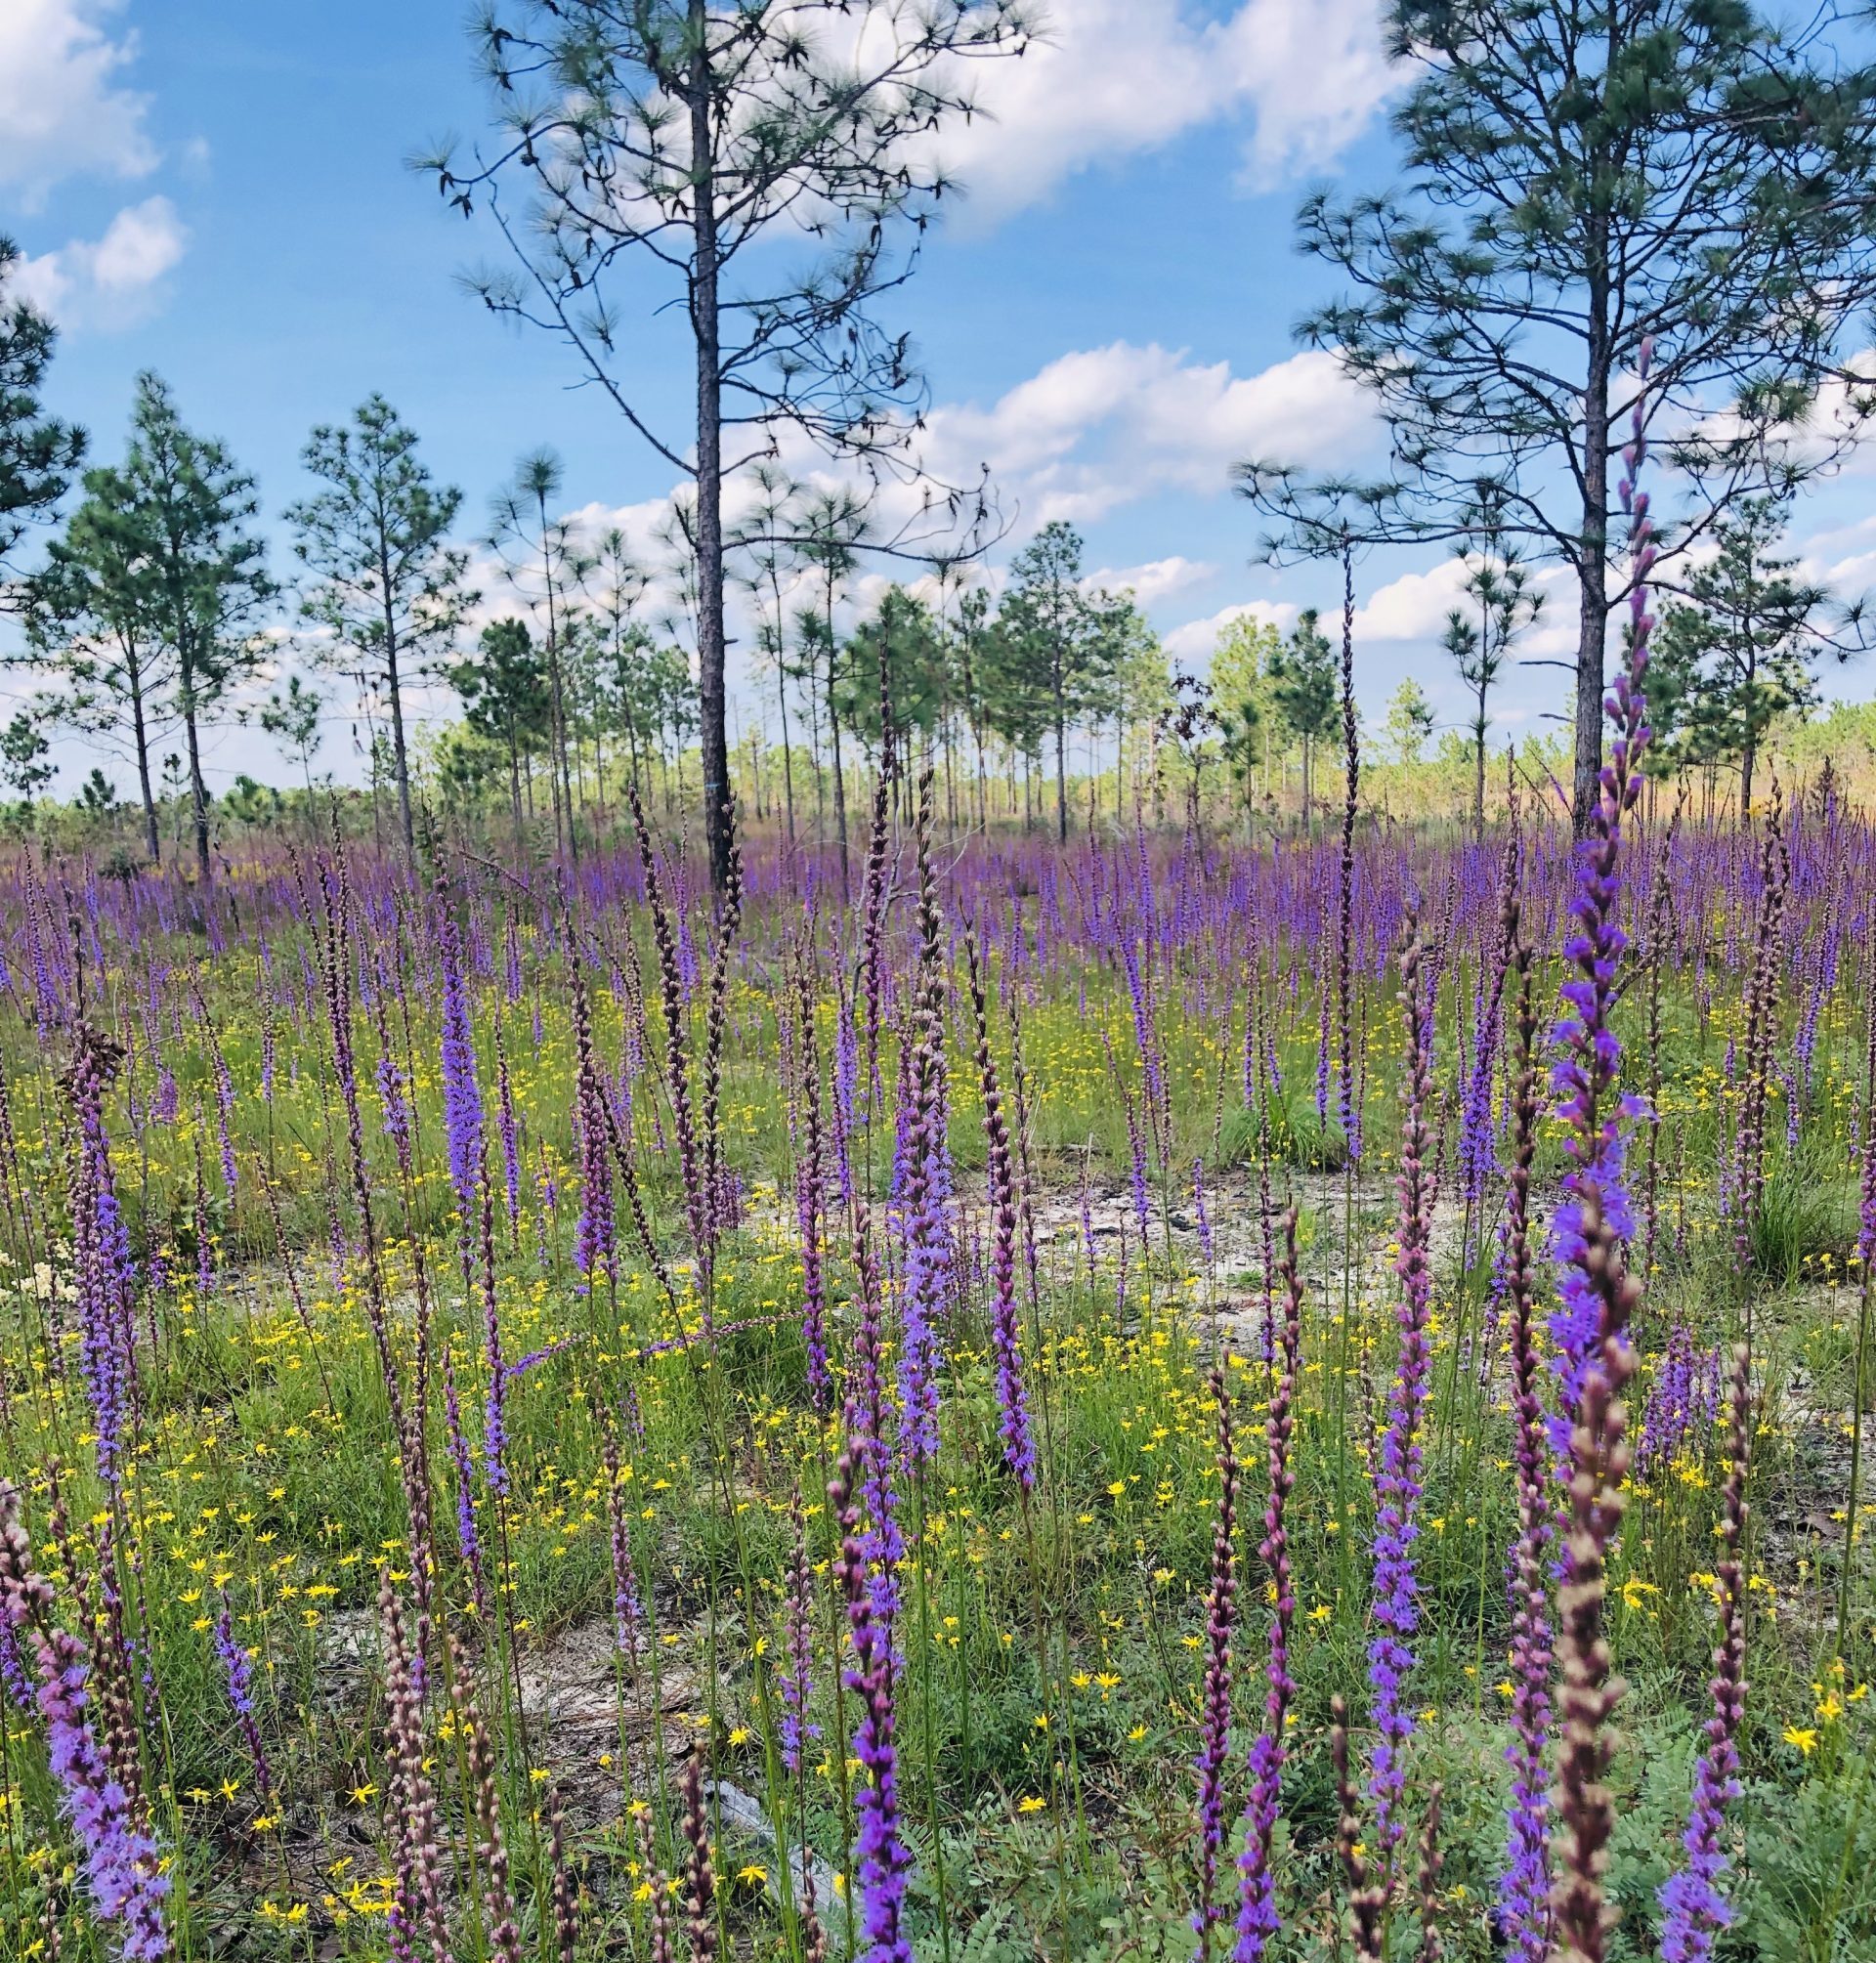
[2,716,1874,1963]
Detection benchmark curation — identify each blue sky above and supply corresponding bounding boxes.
[6,0,1876,794]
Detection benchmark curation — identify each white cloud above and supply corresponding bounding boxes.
[0,0,155,204]
[469,341,1373,697]
[932,0,1397,221]
[1086,555,1215,603]
[6,195,187,324]
[925,342,1374,527]
[1215,0,1399,185]
[1164,599,1297,668]
[1351,559,1475,642]
[1351,554,1579,666]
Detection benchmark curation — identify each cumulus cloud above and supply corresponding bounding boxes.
[1352,554,1578,664]
[1164,599,1297,668]
[1351,558,1476,642]
[580,341,1374,598]
[924,342,1375,527]
[459,338,1375,698]
[932,0,1397,221]
[1086,555,1215,603]
[0,0,156,204]
[5,195,188,324]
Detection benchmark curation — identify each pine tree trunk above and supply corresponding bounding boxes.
[777,661,795,847]
[129,655,159,867]
[691,9,732,892]
[185,695,211,884]
[1572,320,1612,835]
[1054,701,1068,844]
[828,657,849,883]
[379,532,417,864]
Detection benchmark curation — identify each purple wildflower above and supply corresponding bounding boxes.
[35,1621,171,1960]
[1193,1369,1240,1954]
[1657,1344,1751,1963]
[444,1357,487,1616]
[831,1448,914,1963]
[213,1599,273,1797]
[967,931,1037,1490]
[1233,1207,1303,1963]
[1366,919,1437,1862]
[437,884,484,1227]
[1547,338,1656,1963]
[779,1493,819,1775]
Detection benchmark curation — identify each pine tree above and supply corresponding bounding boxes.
[0,236,84,597]
[24,461,173,864]
[286,395,472,862]
[1441,549,1542,835]
[1384,677,1435,767]
[1240,1,1876,832]
[122,374,275,884]
[1267,609,1339,832]
[426,0,1028,890]
[993,522,1118,842]
[453,618,551,857]
[1651,496,1861,812]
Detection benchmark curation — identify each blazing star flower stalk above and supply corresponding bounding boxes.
[1729,790,1789,1285]
[477,1172,509,1501]
[1656,1342,1751,1963]
[35,1623,170,1962]
[210,1037,237,1192]
[1336,536,1362,1164]
[3,1482,168,1962]
[1416,1784,1446,1963]
[67,1021,133,1491]
[373,987,414,1183]
[680,1751,721,1963]
[1192,1367,1240,1956]
[436,877,484,1236]
[635,1808,678,1963]
[548,1784,580,1963]
[1498,883,1552,1963]
[453,1632,525,1963]
[831,1446,914,1963]
[258,981,277,1103]
[966,929,1037,1490]
[698,791,746,1248]
[213,1599,272,1798]
[0,1606,30,1709]
[443,1357,487,1616]
[1234,1206,1304,1963]
[846,1206,906,1626]
[895,774,950,1468]
[492,1014,522,1238]
[379,1570,448,1963]
[779,1492,820,1775]
[571,950,616,1291]
[601,1414,641,1670]
[857,672,897,1124]
[1547,340,1655,1963]
[629,782,712,1286]
[792,953,832,1409]
[1332,1696,1386,1963]
[1366,917,1437,1864]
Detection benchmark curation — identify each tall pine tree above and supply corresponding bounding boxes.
[1240,2,1876,830]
